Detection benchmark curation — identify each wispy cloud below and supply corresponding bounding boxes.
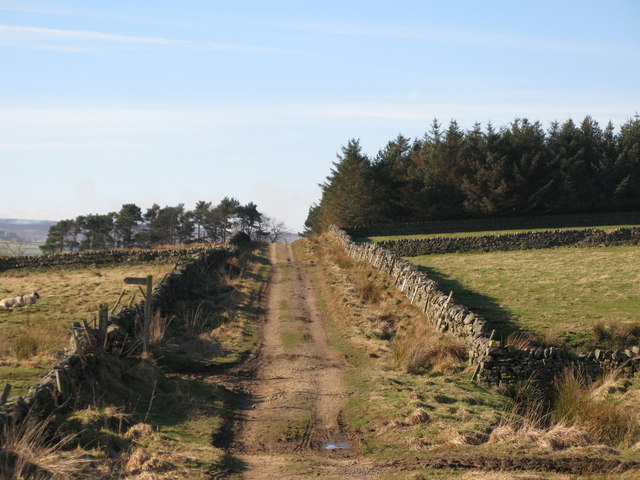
[0,1,200,29]
[281,20,630,56]
[0,24,298,54]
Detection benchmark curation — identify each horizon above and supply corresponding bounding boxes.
[2,0,639,231]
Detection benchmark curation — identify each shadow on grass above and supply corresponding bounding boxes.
[413,263,523,342]
[145,375,247,474]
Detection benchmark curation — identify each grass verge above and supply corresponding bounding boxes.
[295,234,640,473]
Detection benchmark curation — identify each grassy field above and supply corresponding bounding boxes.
[0,263,176,394]
[368,224,638,242]
[407,245,640,350]
[350,210,640,241]
[0,240,42,256]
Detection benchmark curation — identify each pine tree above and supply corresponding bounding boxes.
[373,134,415,220]
[318,139,386,228]
[193,201,212,242]
[115,204,142,248]
[612,114,640,208]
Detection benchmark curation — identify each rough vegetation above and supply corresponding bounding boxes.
[0,244,270,479]
[0,263,175,394]
[298,234,640,477]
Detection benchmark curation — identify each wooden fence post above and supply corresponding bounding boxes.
[124,275,153,357]
[1,383,11,405]
[143,275,152,355]
[99,303,109,348]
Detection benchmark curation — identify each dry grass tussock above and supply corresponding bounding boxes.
[491,367,639,451]
[591,320,640,350]
[0,414,93,480]
[149,313,174,345]
[330,248,354,269]
[489,420,591,451]
[122,448,175,477]
[505,331,563,350]
[355,274,382,304]
[551,368,638,447]
[392,323,467,374]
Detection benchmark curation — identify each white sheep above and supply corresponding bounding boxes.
[0,295,25,310]
[22,292,40,306]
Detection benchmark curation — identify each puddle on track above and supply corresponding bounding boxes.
[321,442,351,450]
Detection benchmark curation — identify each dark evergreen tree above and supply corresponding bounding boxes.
[77,214,114,250]
[115,204,142,248]
[236,202,262,237]
[40,219,78,254]
[193,201,212,242]
[373,134,416,220]
[317,139,386,228]
[504,118,556,213]
[214,197,240,242]
[302,203,321,236]
[461,123,511,215]
[612,114,640,208]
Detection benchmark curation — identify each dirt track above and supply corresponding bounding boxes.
[228,243,381,478]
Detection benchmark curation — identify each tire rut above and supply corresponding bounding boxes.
[229,243,350,460]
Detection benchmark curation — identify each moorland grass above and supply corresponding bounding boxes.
[408,245,640,350]
[295,236,510,456]
[0,264,175,394]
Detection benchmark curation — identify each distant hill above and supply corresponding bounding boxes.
[282,232,301,243]
[0,218,56,243]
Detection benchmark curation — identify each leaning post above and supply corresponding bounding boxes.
[144,275,153,355]
[124,275,153,356]
[98,303,109,347]
[1,383,11,406]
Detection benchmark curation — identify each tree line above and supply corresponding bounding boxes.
[41,198,286,254]
[304,115,640,233]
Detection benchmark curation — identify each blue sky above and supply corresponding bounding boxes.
[1,0,639,232]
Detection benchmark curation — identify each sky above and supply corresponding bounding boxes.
[1,1,639,232]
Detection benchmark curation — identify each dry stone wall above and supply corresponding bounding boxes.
[346,211,640,238]
[0,247,221,272]
[329,225,493,364]
[0,246,235,434]
[328,226,640,386]
[376,227,640,257]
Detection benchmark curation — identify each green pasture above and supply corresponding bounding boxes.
[351,210,640,242]
[368,224,638,242]
[0,241,42,256]
[407,245,640,350]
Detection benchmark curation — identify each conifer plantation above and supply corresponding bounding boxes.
[305,115,640,233]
